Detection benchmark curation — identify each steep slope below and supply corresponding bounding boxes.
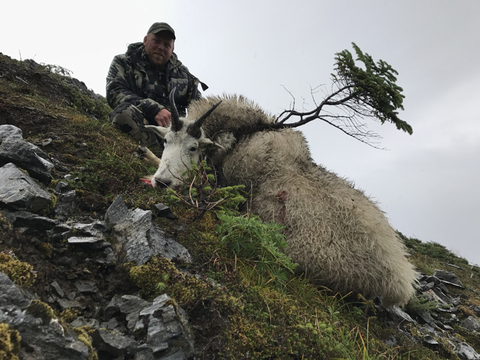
[1,53,480,360]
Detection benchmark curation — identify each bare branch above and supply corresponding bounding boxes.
[258,44,412,148]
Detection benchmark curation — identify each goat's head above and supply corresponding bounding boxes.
[146,91,221,188]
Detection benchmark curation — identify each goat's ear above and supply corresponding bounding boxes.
[199,137,215,148]
[145,125,169,138]
[200,138,225,150]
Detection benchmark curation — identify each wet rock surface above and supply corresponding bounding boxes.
[0,124,54,184]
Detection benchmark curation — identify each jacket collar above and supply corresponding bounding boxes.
[126,42,181,70]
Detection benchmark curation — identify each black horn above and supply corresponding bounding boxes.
[169,88,182,132]
[187,100,222,138]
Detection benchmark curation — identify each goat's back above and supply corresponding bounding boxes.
[223,128,416,307]
[187,95,275,139]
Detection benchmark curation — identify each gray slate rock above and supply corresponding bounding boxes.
[461,316,480,331]
[2,210,59,231]
[434,269,464,288]
[0,163,52,213]
[104,294,151,330]
[386,305,416,324]
[0,124,54,184]
[0,272,91,360]
[91,328,138,357]
[105,195,191,265]
[138,294,194,359]
[456,342,480,360]
[55,189,77,220]
[0,271,30,309]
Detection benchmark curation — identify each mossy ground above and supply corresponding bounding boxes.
[0,53,479,359]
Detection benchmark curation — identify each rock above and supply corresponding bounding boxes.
[56,298,83,311]
[149,224,192,264]
[0,124,54,184]
[51,280,65,298]
[16,315,91,360]
[153,203,177,220]
[91,328,138,357]
[434,269,464,288]
[67,236,105,245]
[70,316,100,329]
[55,189,77,220]
[423,334,440,346]
[105,195,191,265]
[0,271,30,309]
[75,280,99,294]
[455,342,480,360]
[386,305,416,324]
[418,311,436,325]
[0,163,52,213]
[2,210,59,231]
[72,220,108,237]
[461,316,480,331]
[138,294,194,359]
[46,223,72,241]
[105,194,130,225]
[105,294,151,329]
[0,272,92,360]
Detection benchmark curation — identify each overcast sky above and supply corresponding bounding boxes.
[1,0,479,265]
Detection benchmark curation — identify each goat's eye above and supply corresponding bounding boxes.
[190,147,197,152]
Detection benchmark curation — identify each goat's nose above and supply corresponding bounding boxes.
[155,178,170,188]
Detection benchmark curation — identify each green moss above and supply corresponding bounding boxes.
[127,257,180,300]
[25,300,56,325]
[39,242,53,258]
[72,327,98,360]
[0,214,11,229]
[0,323,21,360]
[0,253,37,287]
[126,256,213,305]
[60,308,80,323]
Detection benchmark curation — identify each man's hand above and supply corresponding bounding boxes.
[154,108,171,127]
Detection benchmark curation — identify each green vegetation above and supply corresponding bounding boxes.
[334,42,412,134]
[216,213,297,286]
[0,323,21,360]
[163,159,247,218]
[0,253,37,287]
[25,300,57,325]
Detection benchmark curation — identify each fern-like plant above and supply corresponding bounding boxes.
[216,213,298,286]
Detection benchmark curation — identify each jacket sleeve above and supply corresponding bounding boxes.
[106,55,164,123]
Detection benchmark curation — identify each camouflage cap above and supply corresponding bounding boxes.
[147,22,176,39]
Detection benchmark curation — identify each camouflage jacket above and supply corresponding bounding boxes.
[106,42,203,122]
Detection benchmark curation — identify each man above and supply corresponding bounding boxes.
[106,22,206,156]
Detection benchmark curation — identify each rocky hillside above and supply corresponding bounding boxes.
[1,52,480,360]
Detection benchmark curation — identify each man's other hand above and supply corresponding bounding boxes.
[155,108,171,127]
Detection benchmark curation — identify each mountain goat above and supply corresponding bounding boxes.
[147,94,416,307]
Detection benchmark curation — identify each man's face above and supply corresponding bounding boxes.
[143,32,175,66]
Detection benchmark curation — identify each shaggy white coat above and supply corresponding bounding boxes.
[168,95,417,307]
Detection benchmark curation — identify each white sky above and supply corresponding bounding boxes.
[1,0,479,265]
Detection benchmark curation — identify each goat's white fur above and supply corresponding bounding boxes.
[149,95,416,307]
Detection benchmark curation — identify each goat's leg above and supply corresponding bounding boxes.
[136,146,161,167]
